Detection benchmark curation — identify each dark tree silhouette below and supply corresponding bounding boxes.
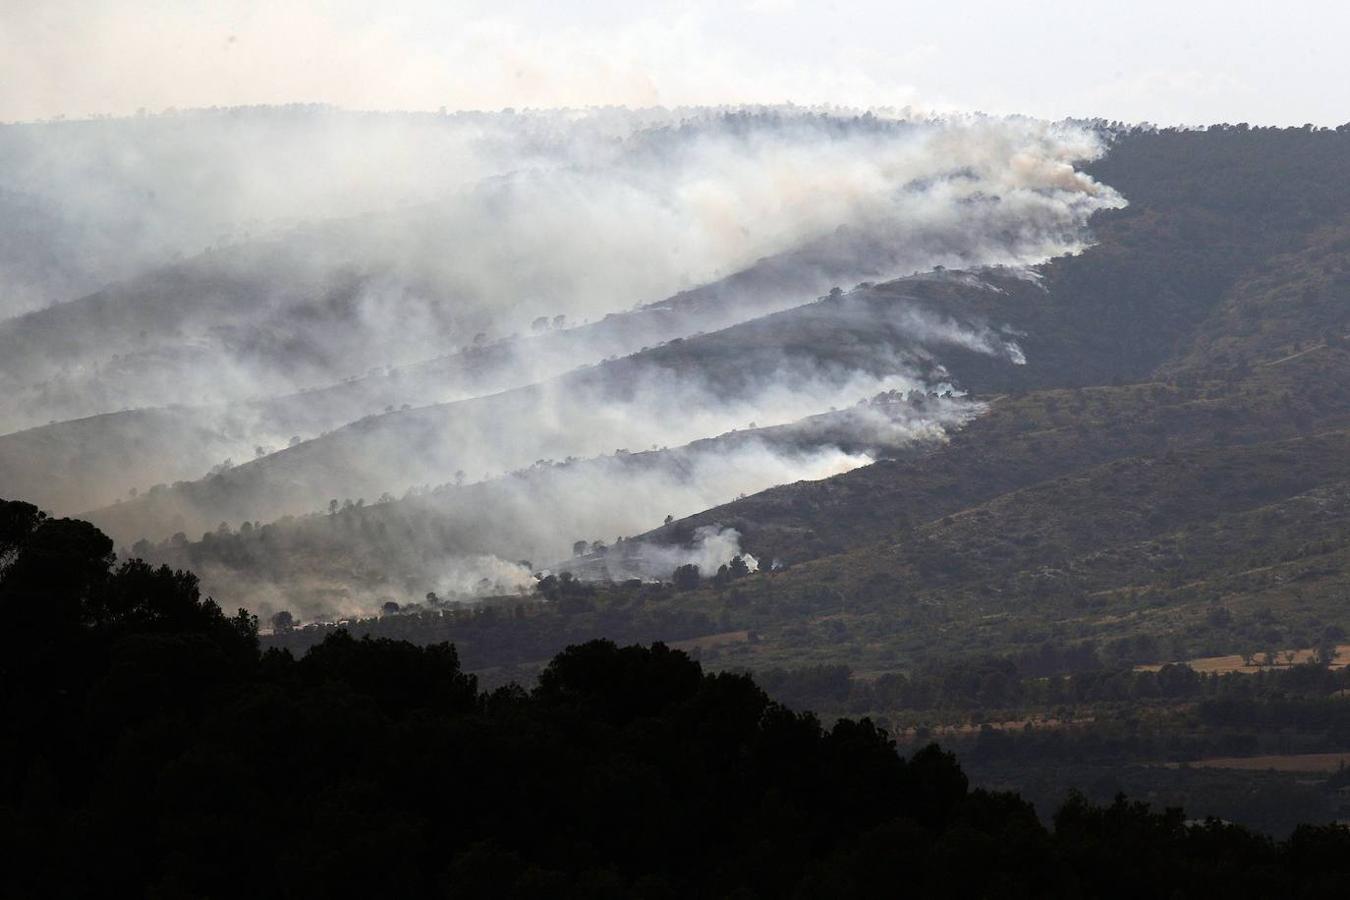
[672,563,701,591]
[4,498,1350,898]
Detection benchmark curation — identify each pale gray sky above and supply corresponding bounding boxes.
[3,0,1347,124]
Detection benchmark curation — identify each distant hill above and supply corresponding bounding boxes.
[592,126,1350,678]
[11,122,1350,641]
[128,398,955,618]
[82,271,1024,545]
[0,233,878,514]
[246,125,1350,675]
[0,107,1121,530]
[76,125,1350,630]
[638,125,1350,562]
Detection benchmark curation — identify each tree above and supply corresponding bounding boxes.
[728,555,751,579]
[1,513,114,629]
[0,500,44,567]
[271,610,296,632]
[381,601,401,616]
[672,564,701,591]
[573,540,588,558]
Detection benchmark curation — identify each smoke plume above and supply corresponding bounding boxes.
[0,106,1124,617]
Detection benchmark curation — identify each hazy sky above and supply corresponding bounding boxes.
[3,0,1347,125]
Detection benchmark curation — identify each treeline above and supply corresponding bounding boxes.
[759,650,1350,717]
[267,576,721,673]
[1089,123,1350,230]
[7,498,1350,897]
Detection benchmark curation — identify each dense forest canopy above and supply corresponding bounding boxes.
[5,498,1350,897]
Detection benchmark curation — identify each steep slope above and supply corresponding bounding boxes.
[0,408,233,515]
[128,397,956,617]
[329,126,1350,677]
[0,235,883,514]
[700,414,1350,673]
[84,277,1025,544]
[637,126,1350,567]
[90,126,1350,623]
[644,341,1350,566]
[2,107,1107,434]
[1158,217,1350,377]
[596,126,1350,673]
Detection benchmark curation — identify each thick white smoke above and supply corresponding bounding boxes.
[129,386,982,620]
[599,525,761,583]
[0,106,1124,617]
[0,109,1115,392]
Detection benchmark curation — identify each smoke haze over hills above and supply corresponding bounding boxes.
[11,3,1350,874]
[0,106,1123,615]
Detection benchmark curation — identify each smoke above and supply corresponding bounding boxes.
[2,2,935,123]
[0,105,1125,618]
[0,107,1111,437]
[602,525,761,583]
[0,108,1107,312]
[139,429,886,620]
[126,384,978,621]
[82,286,1012,547]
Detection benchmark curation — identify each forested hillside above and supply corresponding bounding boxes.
[0,224,864,513]
[82,271,1018,546]
[620,124,1350,658]
[243,125,1350,834]
[7,116,1350,846]
[137,123,1350,629]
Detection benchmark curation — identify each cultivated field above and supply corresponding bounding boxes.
[1177,753,1350,773]
[1138,644,1350,675]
